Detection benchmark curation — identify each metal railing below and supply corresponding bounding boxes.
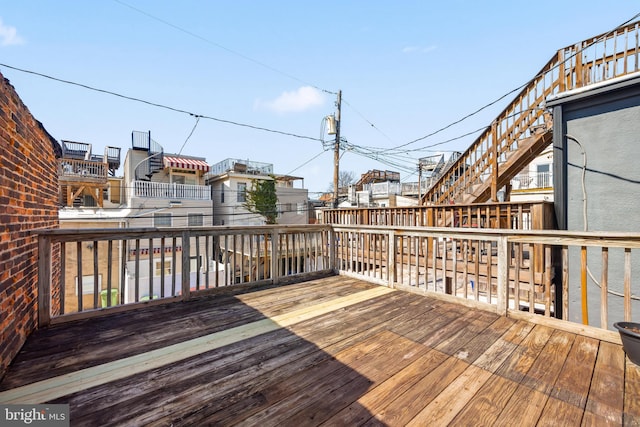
[132,131,164,180]
[131,180,212,200]
[511,171,553,190]
[209,158,274,176]
[61,140,92,160]
[364,181,402,197]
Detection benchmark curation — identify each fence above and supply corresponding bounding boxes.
[37,225,333,325]
[131,180,212,200]
[38,224,640,340]
[332,225,640,338]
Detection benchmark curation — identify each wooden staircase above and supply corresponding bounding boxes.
[460,128,552,204]
[421,19,640,206]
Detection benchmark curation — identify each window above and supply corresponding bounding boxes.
[154,213,172,227]
[237,183,247,202]
[297,202,306,215]
[155,260,172,277]
[537,164,551,187]
[190,256,202,273]
[188,213,204,227]
[220,184,224,203]
[537,164,550,173]
[172,174,196,185]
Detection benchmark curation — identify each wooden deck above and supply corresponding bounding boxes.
[1,276,639,426]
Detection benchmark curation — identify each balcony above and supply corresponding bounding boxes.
[209,158,274,176]
[131,180,211,201]
[2,224,640,423]
[512,171,553,190]
[58,159,108,183]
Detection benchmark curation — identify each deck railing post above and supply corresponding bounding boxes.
[271,229,279,285]
[496,236,509,316]
[388,231,396,288]
[181,231,191,301]
[329,227,337,273]
[38,234,52,327]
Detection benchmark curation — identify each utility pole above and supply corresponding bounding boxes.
[333,90,342,208]
[418,163,422,200]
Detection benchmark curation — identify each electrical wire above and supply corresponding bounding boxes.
[177,115,200,155]
[286,150,328,175]
[112,0,336,96]
[341,98,396,146]
[0,62,323,143]
[380,12,640,153]
[566,134,640,302]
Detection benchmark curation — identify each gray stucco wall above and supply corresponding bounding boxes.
[550,76,640,327]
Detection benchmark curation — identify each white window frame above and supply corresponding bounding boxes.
[237,182,247,203]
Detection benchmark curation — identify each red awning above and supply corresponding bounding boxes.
[163,156,210,172]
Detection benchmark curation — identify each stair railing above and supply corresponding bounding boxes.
[422,20,640,205]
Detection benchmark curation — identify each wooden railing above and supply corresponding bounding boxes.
[422,20,640,205]
[333,225,640,339]
[37,225,333,326]
[38,224,640,339]
[322,201,556,230]
[58,159,108,182]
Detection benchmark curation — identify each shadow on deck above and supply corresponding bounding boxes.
[1,276,639,426]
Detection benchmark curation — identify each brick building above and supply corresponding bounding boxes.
[0,72,61,378]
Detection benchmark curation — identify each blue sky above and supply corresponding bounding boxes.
[1,1,638,195]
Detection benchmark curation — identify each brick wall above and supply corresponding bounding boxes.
[0,71,60,379]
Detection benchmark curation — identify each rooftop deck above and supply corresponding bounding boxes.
[1,276,639,426]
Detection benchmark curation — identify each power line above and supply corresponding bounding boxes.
[0,62,323,143]
[286,150,328,175]
[177,115,200,155]
[112,0,336,96]
[382,12,640,153]
[341,98,396,146]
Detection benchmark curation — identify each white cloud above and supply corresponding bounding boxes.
[255,86,325,113]
[0,18,25,46]
[402,45,436,54]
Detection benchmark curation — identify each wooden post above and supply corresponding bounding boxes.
[558,49,566,92]
[580,246,588,325]
[625,248,632,321]
[38,235,52,327]
[271,229,279,285]
[388,231,396,288]
[491,121,498,202]
[181,231,191,301]
[601,247,608,328]
[496,236,509,316]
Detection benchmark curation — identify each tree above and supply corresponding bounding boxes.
[327,170,356,192]
[244,177,278,224]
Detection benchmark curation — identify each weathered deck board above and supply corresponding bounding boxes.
[583,341,625,425]
[1,276,639,426]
